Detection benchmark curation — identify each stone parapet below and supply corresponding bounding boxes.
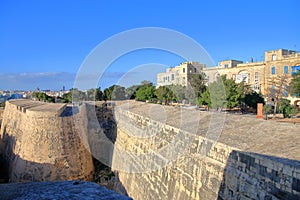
[107,101,300,200]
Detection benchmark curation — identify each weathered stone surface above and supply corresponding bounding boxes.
[100,101,300,200]
[1,100,300,199]
[0,181,132,200]
[0,100,94,182]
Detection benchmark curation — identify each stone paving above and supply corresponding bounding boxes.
[114,100,300,161]
[9,99,66,113]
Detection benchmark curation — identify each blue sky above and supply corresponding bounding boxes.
[0,0,299,90]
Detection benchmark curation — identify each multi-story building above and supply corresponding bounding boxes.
[156,49,300,106]
[203,49,300,105]
[156,61,205,88]
[204,60,266,94]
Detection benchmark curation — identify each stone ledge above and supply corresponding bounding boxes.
[0,181,132,200]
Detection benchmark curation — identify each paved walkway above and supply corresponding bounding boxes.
[115,101,300,161]
[9,99,66,113]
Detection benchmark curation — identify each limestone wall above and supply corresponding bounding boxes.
[0,100,94,182]
[2,100,300,199]
[109,104,300,200]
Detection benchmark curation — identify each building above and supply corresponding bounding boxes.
[204,60,265,94]
[156,61,205,88]
[203,49,300,105]
[156,49,300,106]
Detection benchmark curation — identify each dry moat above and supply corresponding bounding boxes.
[1,99,300,199]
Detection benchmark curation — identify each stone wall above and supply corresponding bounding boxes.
[107,102,300,200]
[1,100,300,199]
[0,100,94,182]
[0,180,132,200]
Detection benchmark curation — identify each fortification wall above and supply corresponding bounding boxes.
[109,103,300,200]
[1,100,300,199]
[0,100,94,182]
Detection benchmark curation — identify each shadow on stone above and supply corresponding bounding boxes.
[59,105,79,117]
[0,102,131,199]
[218,150,300,200]
[84,102,129,196]
[0,134,80,182]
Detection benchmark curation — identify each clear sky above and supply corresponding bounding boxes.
[0,0,299,90]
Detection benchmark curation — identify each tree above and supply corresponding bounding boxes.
[244,91,264,110]
[103,87,112,100]
[95,87,103,101]
[62,92,72,103]
[196,75,255,110]
[206,77,226,109]
[265,75,289,115]
[155,86,176,105]
[126,85,140,99]
[188,73,206,97]
[86,87,103,101]
[135,84,156,101]
[290,71,300,97]
[237,81,252,103]
[86,88,96,101]
[32,92,54,103]
[103,85,126,101]
[279,98,298,118]
[111,85,126,100]
[61,88,86,103]
[168,85,187,103]
[263,104,273,120]
[71,88,87,102]
[140,80,153,86]
[223,78,241,109]
[197,89,212,108]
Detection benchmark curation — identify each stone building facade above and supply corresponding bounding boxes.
[156,49,300,104]
[203,49,300,104]
[156,61,205,88]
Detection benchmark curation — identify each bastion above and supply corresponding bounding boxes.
[1,99,300,200]
[100,101,300,199]
[0,99,94,182]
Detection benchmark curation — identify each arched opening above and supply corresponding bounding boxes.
[294,100,300,110]
[236,70,250,84]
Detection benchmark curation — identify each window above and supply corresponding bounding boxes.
[292,66,300,75]
[254,72,258,82]
[224,64,229,68]
[272,54,277,61]
[194,68,197,73]
[271,66,276,75]
[232,74,236,80]
[283,86,288,97]
[183,68,185,73]
[171,74,174,81]
[284,66,289,74]
[253,84,260,91]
